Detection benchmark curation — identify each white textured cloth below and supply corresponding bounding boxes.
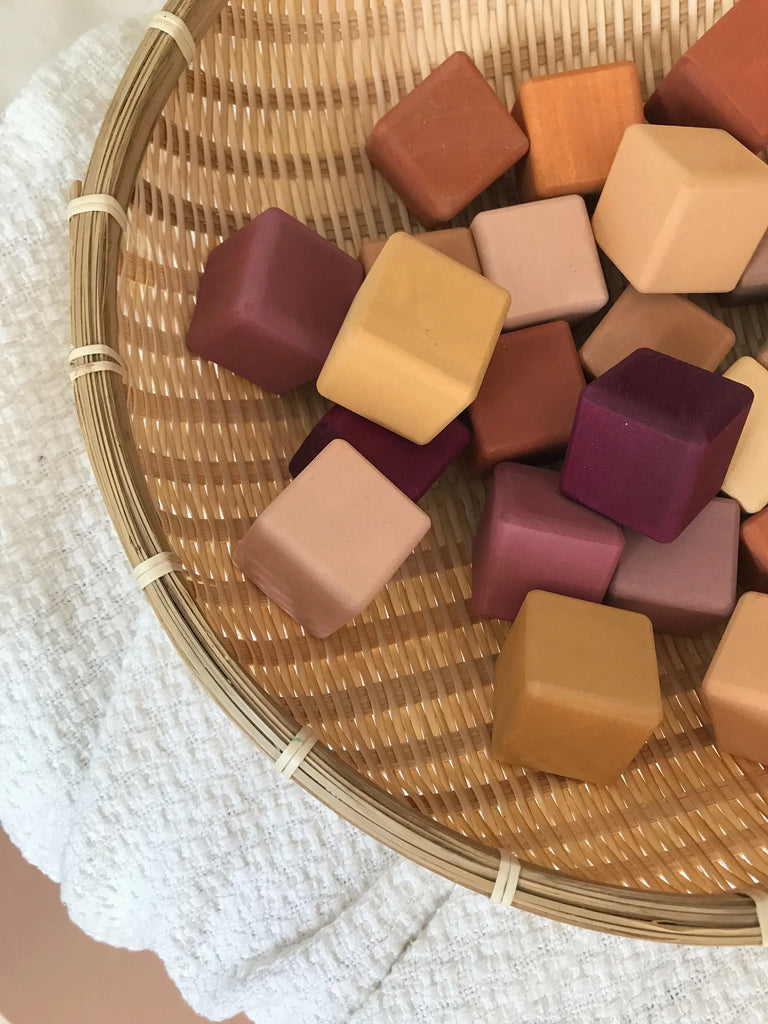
[2,16,768,1024]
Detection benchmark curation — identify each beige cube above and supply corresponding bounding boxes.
[703,592,768,764]
[722,357,768,514]
[592,125,768,293]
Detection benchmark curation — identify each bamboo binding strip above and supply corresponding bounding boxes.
[69,0,768,943]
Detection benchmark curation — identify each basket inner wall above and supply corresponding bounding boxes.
[117,0,768,894]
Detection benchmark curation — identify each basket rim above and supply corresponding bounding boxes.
[67,0,764,944]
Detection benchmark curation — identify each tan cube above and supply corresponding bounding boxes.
[580,287,735,377]
[317,232,509,444]
[702,592,768,764]
[492,590,662,785]
[232,440,430,638]
[722,357,768,514]
[359,228,481,274]
[592,125,768,293]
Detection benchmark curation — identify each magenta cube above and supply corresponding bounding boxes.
[472,463,625,621]
[289,405,470,502]
[561,348,753,542]
[186,207,364,394]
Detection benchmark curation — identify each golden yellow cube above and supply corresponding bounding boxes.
[722,357,768,514]
[317,232,510,445]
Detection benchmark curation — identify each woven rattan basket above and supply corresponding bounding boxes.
[69,0,768,944]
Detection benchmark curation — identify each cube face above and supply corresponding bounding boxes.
[288,406,470,502]
[365,52,528,228]
[561,348,754,542]
[232,441,430,638]
[471,197,608,330]
[739,507,768,594]
[722,357,768,514]
[720,230,768,307]
[644,0,768,153]
[579,287,734,378]
[513,62,644,202]
[607,498,740,635]
[491,591,661,784]
[186,207,363,394]
[592,125,768,293]
[468,322,585,475]
[359,228,481,275]
[703,592,768,764]
[317,232,510,444]
[472,464,624,620]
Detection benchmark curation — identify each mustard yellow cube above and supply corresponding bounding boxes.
[317,233,510,444]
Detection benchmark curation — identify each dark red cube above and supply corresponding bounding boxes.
[186,207,363,394]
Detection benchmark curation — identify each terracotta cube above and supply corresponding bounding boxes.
[185,207,363,394]
[467,321,585,476]
[512,61,644,202]
[317,232,509,445]
[472,463,624,621]
[644,0,768,153]
[702,592,768,764]
[471,196,608,330]
[359,228,481,275]
[561,348,753,543]
[721,357,768,514]
[606,498,740,636]
[289,406,470,502]
[739,507,768,594]
[579,287,735,378]
[365,52,528,228]
[720,230,768,307]
[232,440,430,638]
[492,590,662,785]
[592,125,768,293]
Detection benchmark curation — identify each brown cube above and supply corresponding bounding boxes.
[739,506,768,594]
[467,321,585,476]
[580,287,735,378]
[365,52,528,228]
[359,228,481,274]
[512,62,644,202]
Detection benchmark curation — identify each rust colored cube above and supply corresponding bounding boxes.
[467,321,585,477]
[365,52,528,228]
[512,62,644,202]
[739,506,768,594]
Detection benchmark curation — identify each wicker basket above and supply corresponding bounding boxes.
[69,0,768,944]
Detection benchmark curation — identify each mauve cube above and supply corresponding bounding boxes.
[186,207,363,394]
[472,463,624,621]
[607,498,740,635]
[561,349,753,543]
[720,229,768,307]
[289,406,470,501]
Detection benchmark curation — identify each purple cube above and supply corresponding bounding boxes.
[289,406,470,502]
[186,207,364,394]
[472,463,625,621]
[561,348,753,542]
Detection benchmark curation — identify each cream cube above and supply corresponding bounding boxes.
[722,357,768,514]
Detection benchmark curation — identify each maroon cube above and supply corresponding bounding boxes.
[561,349,753,543]
[472,463,624,621]
[186,207,363,394]
[289,406,470,502]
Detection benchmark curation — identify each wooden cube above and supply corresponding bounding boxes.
[720,230,768,307]
[561,349,753,543]
[592,125,768,293]
[471,196,608,330]
[472,464,624,621]
[579,287,734,378]
[645,0,768,153]
[467,321,585,476]
[359,228,480,275]
[722,357,768,514]
[606,498,739,636]
[365,52,528,228]
[739,507,768,594]
[232,440,430,638]
[512,62,644,202]
[317,232,509,445]
[186,207,363,394]
[702,592,768,764]
[492,590,662,784]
